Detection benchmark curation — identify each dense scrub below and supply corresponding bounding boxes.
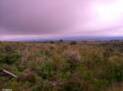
[0,41,123,91]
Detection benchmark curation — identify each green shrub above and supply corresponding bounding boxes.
[37,60,56,80]
[0,50,21,65]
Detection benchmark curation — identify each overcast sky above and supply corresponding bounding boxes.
[0,0,123,40]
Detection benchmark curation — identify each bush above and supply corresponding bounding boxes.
[70,41,77,45]
[0,47,21,65]
[37,60,56,80]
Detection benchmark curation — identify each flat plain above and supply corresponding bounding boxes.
[0,41,123,91]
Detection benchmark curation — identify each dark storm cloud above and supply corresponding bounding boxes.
[0,0,76,34]
[0,0,123,39]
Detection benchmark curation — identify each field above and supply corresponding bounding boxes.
[0,41,123,91]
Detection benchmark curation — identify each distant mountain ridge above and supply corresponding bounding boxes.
[1,36,123,42]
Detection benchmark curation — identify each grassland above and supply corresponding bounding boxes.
[0,41,123,91]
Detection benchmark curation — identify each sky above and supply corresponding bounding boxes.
[0,0,123,41]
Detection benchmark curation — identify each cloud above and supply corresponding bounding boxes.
[0,0,123,39]
[0,0,77,35]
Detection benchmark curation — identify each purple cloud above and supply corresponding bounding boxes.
[0,0,123,40]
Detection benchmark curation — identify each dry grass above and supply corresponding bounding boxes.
[0,41,123,91]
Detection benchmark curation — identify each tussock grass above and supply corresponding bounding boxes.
[0,41,123,91]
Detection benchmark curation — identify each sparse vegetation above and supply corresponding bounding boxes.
[0,41,123,91]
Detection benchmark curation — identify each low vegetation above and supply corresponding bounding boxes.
[0,41,123,91]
